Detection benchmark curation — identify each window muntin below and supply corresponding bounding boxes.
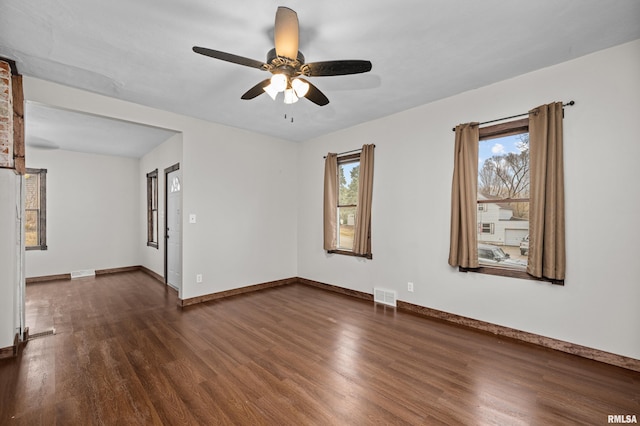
[337,155,360,251]
[147,169,158,248]
[25,168,47,250]
[477,123,529,271]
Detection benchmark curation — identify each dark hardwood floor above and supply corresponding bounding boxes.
[1,271,638,425]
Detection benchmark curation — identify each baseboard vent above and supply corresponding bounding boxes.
[374,287,397,307]
[71,269,95,279]
[28,328,55,340]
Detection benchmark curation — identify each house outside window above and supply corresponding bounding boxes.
[25,168,47,250]
[147,169,158,248]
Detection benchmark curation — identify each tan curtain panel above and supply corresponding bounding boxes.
[448,123,479,268]
[353,144,374,256]
[527,102,566,281]
[323,153,338,251]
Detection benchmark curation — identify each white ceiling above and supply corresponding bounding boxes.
[25,102,179,158]
[1,0,639,157]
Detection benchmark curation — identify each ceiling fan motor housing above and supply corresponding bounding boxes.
[266,48,306,75]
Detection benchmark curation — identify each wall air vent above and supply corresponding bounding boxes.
[373,287,397,307]
[71,269,95,279]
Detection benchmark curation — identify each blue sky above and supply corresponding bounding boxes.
[340,162,358,186]
[478,133,527,165]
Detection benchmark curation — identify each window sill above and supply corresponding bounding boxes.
[147,242,159,249]
[26,245,47,251]
[327,250,372,260]
[458,266,563,286]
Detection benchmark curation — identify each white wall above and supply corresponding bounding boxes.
[0,169,20,348]
[25,148,140,277]
[23,77,299,301]
[139,133,183,279]
[180,120,298,299]
[297,40,640,360]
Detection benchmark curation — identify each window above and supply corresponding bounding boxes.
[146,169,158,248]
[25,168,47,250]
[477,118,529,271]
[337,154,360,251]
[480,223,495,234]
[450,102,566,283]
[323,144,374,258]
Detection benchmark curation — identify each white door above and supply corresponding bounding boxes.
[166,166,182,291]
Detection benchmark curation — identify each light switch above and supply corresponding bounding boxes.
[189,214,197,224]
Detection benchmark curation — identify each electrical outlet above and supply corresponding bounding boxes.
[196,274,203,283]
[408,282,414,292]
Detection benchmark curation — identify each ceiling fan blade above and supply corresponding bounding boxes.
[241,79,271,100]
[299,78,329,106]
[193,46,266,70]
[274,7,299,60]
[304,60,372,77]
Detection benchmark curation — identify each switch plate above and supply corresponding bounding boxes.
[408,282,414,292]
[189,214,197,224]
[196,274,203,283]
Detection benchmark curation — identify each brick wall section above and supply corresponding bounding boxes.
[0,61,13,168]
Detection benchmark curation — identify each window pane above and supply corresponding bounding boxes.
[25,173,39,209]
[337,206,356,250]
[152,210,158,243]
[151,176,158,209]
[477,132,529,270]
[338,161,359,206]
[25,210,38,246]
[478,133,529,199]
[170,175,181,193]
[477,201,528,269]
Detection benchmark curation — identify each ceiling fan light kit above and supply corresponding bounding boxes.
[291,78,309,98]
[193,6,372,107]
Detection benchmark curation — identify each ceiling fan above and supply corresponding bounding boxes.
[193,7,372,106]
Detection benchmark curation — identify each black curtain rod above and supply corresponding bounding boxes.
[323,145,375,159]
[451,101,575,132]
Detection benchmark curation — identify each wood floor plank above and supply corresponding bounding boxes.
[1,271,638,424]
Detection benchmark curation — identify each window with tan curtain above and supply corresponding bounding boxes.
[449,102,565,284]
[324,144,374,259]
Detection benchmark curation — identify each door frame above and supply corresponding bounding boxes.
[164,163,180,286]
